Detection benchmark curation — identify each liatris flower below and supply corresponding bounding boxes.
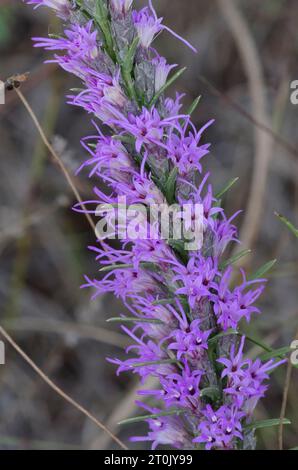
[24,0,287,450]
[193,405,245,450]
[152,57,177,93]
[132,1,197,52]
[25,0,73,19]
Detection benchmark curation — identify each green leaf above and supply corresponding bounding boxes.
[209,328,276,355]
[107,317,163,324]
[94,0,116,61]
[167,239,189,264]
[99,262,154,273]
[152,298,175,306]
[99,263,133,273]
[215,177,239,200]
[150,67,187,106]
[164,167,178,204]
[122,36,139,72]
[208,329,239,345]
[275,212,298,238]
[248,259,277,280]
[242,331,274,353]
[260,346,292,362]
[74,0,92,19]
[128,359,179,368]
[112,134,135,145]
[48,34,62,40]
[121,37,140,102]
[244,418,291,431]
[118,409,185,425]
[187,96,202,117]
[219,249,252,270]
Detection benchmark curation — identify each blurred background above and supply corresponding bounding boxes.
[0,0,297,450]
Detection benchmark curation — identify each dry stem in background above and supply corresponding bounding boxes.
[0,326,128,450]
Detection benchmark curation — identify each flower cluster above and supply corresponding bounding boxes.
[218,336,285,416]
[24,0,285,450]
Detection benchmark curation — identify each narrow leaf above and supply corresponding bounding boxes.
[99,263,133,273]
[209,328,277,355]
[99,262,155,273]
[118,409,184,425]
[150,67,187,106]
[275,212,298,238]
[260,346,292,362]
[107,317,163,324]
[215,177,239,200]
[187,96,201,116]
[152,298,175,306]
[208,329,239,345]
[94,0,116,61]
[244,418,291,431]
[129,359,179,368]
[48,34,62,39]
[219,249,252,270]
[241,331,274,353]
[112,134,135,145]
[123,36,139,71]
[167,239,189,264]
[248,259,277,280]
[121,37,140,102]
[164,167,178,204]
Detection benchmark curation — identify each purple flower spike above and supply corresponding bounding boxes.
[24,0,286,450]
[218,337,286,413]
[168,319,212,361]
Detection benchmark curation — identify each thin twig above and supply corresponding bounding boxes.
[14,88,96,234]
[0,326,128,450]
[278,328,298,450]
